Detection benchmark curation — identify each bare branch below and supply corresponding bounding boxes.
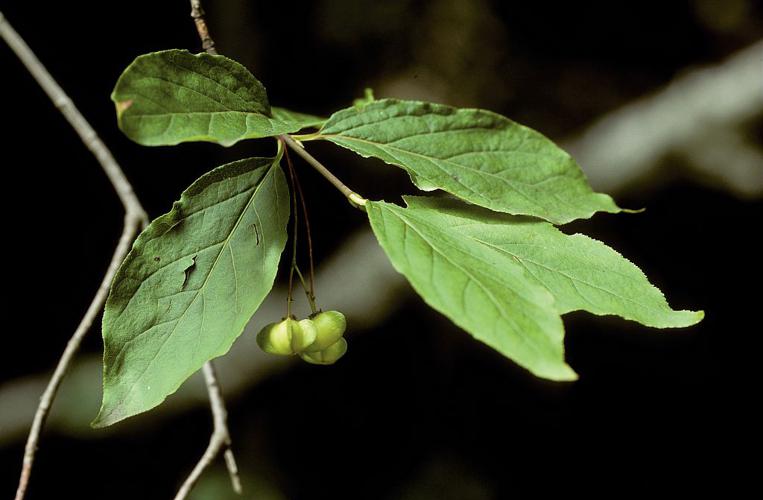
[190,0,218,55]
[0,10,148,500]
[174,364,242,500]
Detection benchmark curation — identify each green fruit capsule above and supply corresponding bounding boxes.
[257,318,317,355]
[304,310,347,353]
[295,318,318,353]
[300,338,348,365]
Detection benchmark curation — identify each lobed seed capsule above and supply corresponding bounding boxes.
[256,317,316,355]
[300,338,348,365]
[304,310,347,353]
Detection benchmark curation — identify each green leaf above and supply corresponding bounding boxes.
[404,196,704,328]
[366,198,577,381]
[93,155,290,427]
[317,99,622,224]
[112,49,321,146]
[270,107,326,130]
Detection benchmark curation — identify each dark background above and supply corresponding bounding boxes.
[1,1,761,498]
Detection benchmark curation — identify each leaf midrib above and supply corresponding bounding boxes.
[106,162,277,418]
[116,184,262,316]
[323,133,554,214]
[379,204,558,361]
[467,234,666,316]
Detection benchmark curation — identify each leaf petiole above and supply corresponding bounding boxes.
[279,134,368,210]
[294,265,318,314]
[289,132,322,142]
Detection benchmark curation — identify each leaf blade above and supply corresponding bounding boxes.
[404,196,703,328]
[320,99,621,224]
[367,199,577,381]
[112,50,320,146]
[93,155,289,427]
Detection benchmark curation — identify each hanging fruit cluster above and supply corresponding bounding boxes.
[256,310,347,365]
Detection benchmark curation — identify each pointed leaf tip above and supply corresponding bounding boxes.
[367,195,702,381]
[400,196,704,330]
[546,363,579,382]
[667,309,704,328]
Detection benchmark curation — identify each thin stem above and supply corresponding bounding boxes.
[174,363,242,500]
[1,11,148,500]
[282,145,318,314]
[291,167,317,305]
[279,134,368,209]
[294,265,318,314]
[283,143,300,318]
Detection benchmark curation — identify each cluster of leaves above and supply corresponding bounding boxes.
[93,49,702,427]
